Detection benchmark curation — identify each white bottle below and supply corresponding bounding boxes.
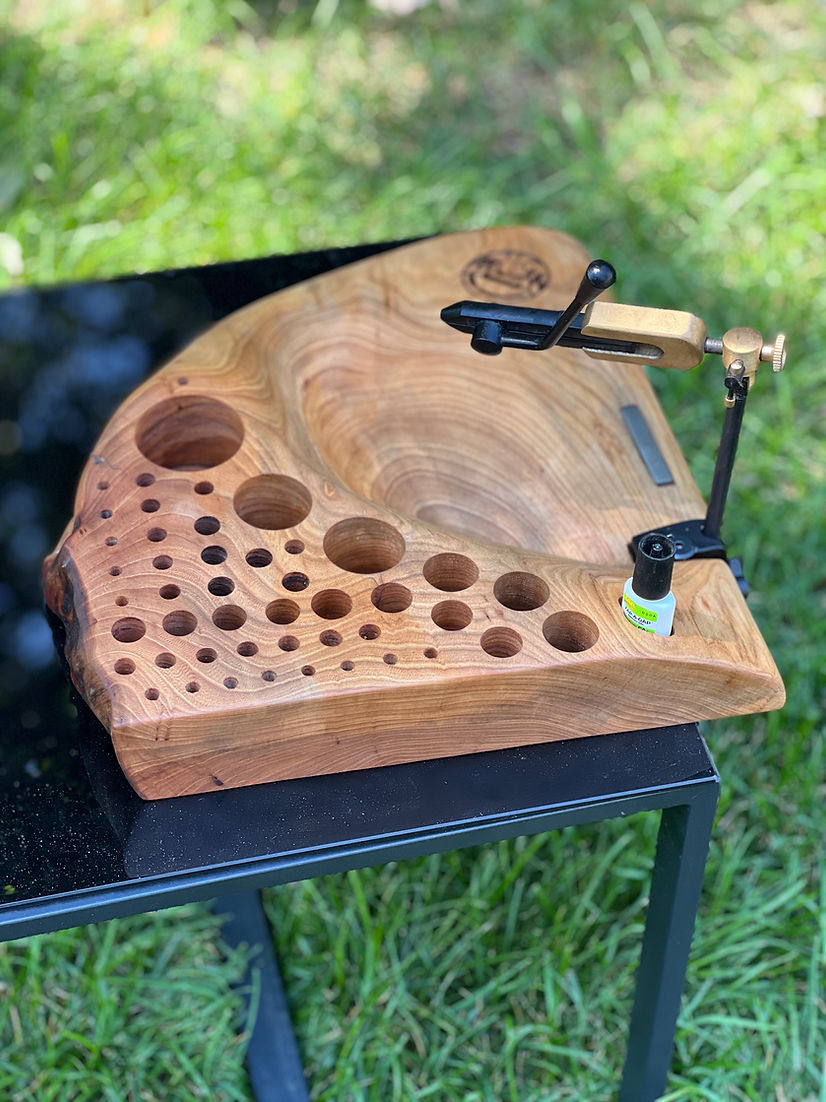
[622,533,676,636]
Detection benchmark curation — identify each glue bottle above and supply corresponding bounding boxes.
[622,532,676,636]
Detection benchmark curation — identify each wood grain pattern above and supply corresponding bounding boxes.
[43,227,784,799]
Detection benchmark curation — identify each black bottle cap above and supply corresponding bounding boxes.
[632,532,675,600]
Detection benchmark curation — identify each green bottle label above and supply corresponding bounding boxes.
[623,592,657,632]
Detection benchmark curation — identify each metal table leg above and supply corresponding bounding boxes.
[619,781,720,1101]
[213,891,311,1102]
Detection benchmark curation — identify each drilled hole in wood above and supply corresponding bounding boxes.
[141,499,160,513]
[383,653,398,665]
[261,670,276,681]
[424,647,438,659]
[237,641,258,657]
[159,584,180,599]
[197,648,217,663]
[285,539,305,554]
[372,583,412,614]
[234,474,312,530]
[279,635,300,652]
[100,509,112,519]
[136,473,155,487]
[201,545,227,565]
[246,548,272,568]
[147,527,167,542]
[212,605,246,631]
[323,517,405,574]
[283,571,309,592]
[266,598,300,625]
[145,688,159,700]
[312,589,352,619]
[301,665,315,676]
[208,576,235,597]
[359,623,381,640]
[111,617,146,643]
[480,626,523,658]
[105,537,118,547]
[186,681,199,693]
[431,600,473,631]
[115,596,128,606]
[153,555,173,570]
[114,658,135,675]
[155,652,176,668]
[109,567,121,576]
[224,677,238,689]
[194,516,220,535]
[136,395,244,470]
[423,553,479,592]
[194,481,213,495]
[97,480,109,490]
[494,571,550,611]
[340,660,354,671]
[542,611,599,652]
[320,630,342,647]
[163,610,197,636]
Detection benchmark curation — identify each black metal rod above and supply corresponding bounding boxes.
[703,381,749,542]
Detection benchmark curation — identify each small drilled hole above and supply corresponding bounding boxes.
[147,527,167,542]
[115,596,128,606]
[431,600,473,631]
[194,481,213,495]
[213,605,247,631]
[320,629,342,647]
[224,677,238,689]
[194,515,220,535]
[145,688,159,700]
[279,635,300,652]
[371,583,412,614]
[237,641,258,657]
[186,681,199,693]
[136,473,155,487]
[246,548,273,568]
[542,611,599,652]
[114,658,135,675]
[340,660,354,671]
[99,509,112,519]
[97,480,109,490]
[141,499,160,513]
[423,553,479,592]
[282,571,310,592]
[208,576,235,596]
[266,599,300,625]
[480,627,523,658]
[163,610,197,636]
[197,648,217,663]
[311,589,353,620]
[159,584,180,599]
[424,647,438,659]
[201,545,227,565]
[383,653,398,665]
[153,555,173,570]
[261,670,276,682]
[109,567,121,576]
[301,665,315,676]
[155,652,176,668]
[494,571,550,611]
[359,623,381,640]
[111,617,146,643]
[285,539,304,554]
[233,474,312,530]
[105,537,118,547]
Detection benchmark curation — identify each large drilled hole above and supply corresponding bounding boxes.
[371,583,412,614]
[234,474,312,530]
[323,517,405,574]
[423,553,479,592]
[111,617,146,643]
[494,571,550,611]
[311,589,353,620]
[431,600,473,631]
[266,598,300,625]
[136,395,244,470]
[480,626,523,658]
[542,611,599,652]
[212,605,247,631]
[163,610,197,636]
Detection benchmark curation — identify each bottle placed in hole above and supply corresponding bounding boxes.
[622,532,676,636]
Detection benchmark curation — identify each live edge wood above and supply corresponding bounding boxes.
[43,227,785,799]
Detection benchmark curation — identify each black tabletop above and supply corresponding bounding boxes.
[0,239,715,935]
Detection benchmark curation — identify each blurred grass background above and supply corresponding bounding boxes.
[0,0,824,1098]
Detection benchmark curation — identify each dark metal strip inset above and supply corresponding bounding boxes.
[621,405,675,487]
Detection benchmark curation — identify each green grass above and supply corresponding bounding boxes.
[1,0,825,1098]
